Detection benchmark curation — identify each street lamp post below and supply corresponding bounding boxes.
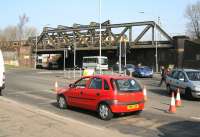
[99,0,102,74]
[63,48,66,72]
[35,34,38,69]
[124,37,128,75]
[155,17,160,73]
[73,33,76,80]
[119,37,123,74]
[139,12,160,72]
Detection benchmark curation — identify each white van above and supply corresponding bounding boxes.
[0,50,5,95]
[82,56,108,70]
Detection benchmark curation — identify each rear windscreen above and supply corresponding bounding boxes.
[112,79,142,92]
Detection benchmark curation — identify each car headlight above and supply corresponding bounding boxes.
[194,86,200,91]
[140,72,144,74]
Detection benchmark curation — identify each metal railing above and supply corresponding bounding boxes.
[63,67,133,80]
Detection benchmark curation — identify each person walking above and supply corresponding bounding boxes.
[159,66,166,87]
[82,67,89,76]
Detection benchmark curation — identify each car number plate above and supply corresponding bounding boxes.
[127,104,139,110]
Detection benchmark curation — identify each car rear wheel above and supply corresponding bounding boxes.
[57,95,67,109]
[98,103,113,120]
[0,89,2,96]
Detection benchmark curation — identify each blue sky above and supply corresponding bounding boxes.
[0,0,199,35]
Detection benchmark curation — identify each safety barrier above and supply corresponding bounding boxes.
[62,68,134,80]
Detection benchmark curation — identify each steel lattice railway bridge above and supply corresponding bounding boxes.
[31,20,173,52]
[0,20,184,69]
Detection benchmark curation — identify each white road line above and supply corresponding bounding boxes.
[0,97,105,131]
[6,89,56,94]
[190,116,200,121]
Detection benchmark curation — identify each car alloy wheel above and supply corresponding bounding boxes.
[58,96,67,109]
[98,103,113,120]
[185,88,193,100]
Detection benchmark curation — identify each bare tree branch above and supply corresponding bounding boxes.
[185,1,200,39]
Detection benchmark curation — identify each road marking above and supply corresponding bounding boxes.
[190,116,200,121]
[6,89,56,95]
[21,93,55,101]
[0,97,105,131]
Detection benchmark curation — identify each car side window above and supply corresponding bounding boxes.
[74,78,89,88]
[172,71,179,79]
[104,80,110,90]
[89,78,102,89]
[178,72,185,81]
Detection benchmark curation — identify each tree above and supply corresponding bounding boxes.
[23,26,37,40]
[185,1,200,39]
[3,26,18,41]
[17,13,29,40]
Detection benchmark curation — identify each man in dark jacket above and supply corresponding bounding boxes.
[159,66,166,86]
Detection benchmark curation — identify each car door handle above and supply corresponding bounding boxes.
[80,91,83,95]
[96,93,100,96]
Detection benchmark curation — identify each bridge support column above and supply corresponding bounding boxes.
[173,36,189,68]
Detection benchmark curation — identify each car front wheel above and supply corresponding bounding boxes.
[166,85,172,95]
[185,88,193,100]
[57,95,67,109]
[98,103,113,120]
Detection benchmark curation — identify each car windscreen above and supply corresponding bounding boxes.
[126,64,134,68]
[142,67,152,71]
[99,58,108,65]
[186,71,200,81]
[113,79,142,92]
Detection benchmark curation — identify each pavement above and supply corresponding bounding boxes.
[0,97,138,137]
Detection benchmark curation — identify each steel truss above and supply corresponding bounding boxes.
[30,20,174,51]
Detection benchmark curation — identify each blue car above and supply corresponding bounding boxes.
[133,66,153,78]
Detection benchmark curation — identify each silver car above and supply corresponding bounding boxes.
[166,69,200,99]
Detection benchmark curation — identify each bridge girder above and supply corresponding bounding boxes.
[28,20,174,52]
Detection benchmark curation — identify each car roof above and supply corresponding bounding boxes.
[173,68,200,72]
[82,74,132,80]
[136,66,151,68]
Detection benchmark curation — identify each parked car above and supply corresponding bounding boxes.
[125,64,135,76]
[56,74,145,120]
[112,63,124,72]
[0,50,5,96]
[48,62,59,70]
[166,69,200,99]
[133,66,153,78]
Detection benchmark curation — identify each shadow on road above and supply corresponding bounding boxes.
[158,121,200,137]
[150,88,169,97]
[50,102,99,119]
[50,102,144,121]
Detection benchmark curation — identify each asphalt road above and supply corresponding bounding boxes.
[2,68,200,137]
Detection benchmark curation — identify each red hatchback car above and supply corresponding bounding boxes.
[57,74,145,120]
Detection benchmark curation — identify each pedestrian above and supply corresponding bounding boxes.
[159,66,166,87]
[82,66,88,76]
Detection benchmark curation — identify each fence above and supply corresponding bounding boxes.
[63,68,128,80]
[2,51,19,66]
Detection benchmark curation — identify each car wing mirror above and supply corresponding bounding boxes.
[69,83,75,88]
[179,78,184,81]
